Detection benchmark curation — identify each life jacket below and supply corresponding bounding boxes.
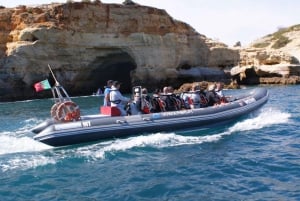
[180,93,191,109]
[199,92,208,107]
[172,94,184,110]
[220,96,228,104]
[206,91,220,106]
[151,96,165,112]
[109,89,122,104]
[215,91,228,104]
[160,94,177,111]
[141,95,152,114]
[188,92,201,109]
[188,96,193,105]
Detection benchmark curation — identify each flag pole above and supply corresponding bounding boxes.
[48,64,60,86]
[48,64,72,101]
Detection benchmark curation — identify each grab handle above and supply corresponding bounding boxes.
[116,120,127,124]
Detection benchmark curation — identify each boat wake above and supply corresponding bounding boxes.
[0,133,51,155]
[69,107,291,162]
[228,107,291,133]
[0,122,53,172]
[0,107,291,172]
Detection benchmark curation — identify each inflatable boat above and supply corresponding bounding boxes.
[32,87,269,147]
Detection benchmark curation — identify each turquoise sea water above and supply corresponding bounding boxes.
[0,86,299,201]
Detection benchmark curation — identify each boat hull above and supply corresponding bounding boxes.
[33,88,269,147]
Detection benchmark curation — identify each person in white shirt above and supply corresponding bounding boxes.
[215,82,224,97]
[109,81,130,116]
[215,82,228,103]
[189,84,201,109]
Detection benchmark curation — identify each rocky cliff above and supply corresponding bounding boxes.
[231,25,300,85]
[0,1,239,101]
[0,2,299,101]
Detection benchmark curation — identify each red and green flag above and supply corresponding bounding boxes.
[34,79,51,92]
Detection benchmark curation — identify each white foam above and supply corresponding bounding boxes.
[0,133,52,155]
[74,132,225,160]
[0,107,291,171]
[228,107,291,133]
[1,155,56,172]
[0,134,55,172]
[75,108,291,160]
[24,117,43,124]
[3,117,46,137]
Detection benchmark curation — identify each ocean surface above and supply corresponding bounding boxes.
[0,85,299,201]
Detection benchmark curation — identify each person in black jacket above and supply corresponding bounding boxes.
[150,89,164,113]
[206,84,220,107]
[160,86,178,111]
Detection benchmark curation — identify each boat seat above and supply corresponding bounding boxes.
[100,106,121,116]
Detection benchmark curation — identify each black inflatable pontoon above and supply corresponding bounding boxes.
[32,88,268,147]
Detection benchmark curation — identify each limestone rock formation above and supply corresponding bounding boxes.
[1,2,299,101]
[0,2,238,101]
[231,25,300,85]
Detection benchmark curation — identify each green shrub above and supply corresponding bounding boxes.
[271,36,291,49]
[252,42,270,48]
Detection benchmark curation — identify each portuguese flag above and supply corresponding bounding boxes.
[34,79,51,92]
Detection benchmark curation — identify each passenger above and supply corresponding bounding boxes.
[160,86,178,111]
[153,88,161,96]
[109,81,131,116]
[215,82,224,97]
[189,84,201,109]
[131,87,152,114]
[140,88,152,113]
[168,86,185,110]
[206,83,220,107]
[215,82,228,103]
[162,86,169,94]
[199,81,209,108]
[132,86,141,103]
[103,80,113,106]
[128,86,142,115]
[181,92,191,109]
[150,88,165,113]
[167,86,174,93]
[96,88,103,95]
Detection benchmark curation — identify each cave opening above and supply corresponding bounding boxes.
[74,50,137,95]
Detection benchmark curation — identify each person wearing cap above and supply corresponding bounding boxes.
[103,80,113,106]
[109,81,130,116]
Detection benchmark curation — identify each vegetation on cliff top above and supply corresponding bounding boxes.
[253,24,300,49]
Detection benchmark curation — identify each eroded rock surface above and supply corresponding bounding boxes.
[0,2,239,101]
[231,25,300,85]
[0,2,299,101]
